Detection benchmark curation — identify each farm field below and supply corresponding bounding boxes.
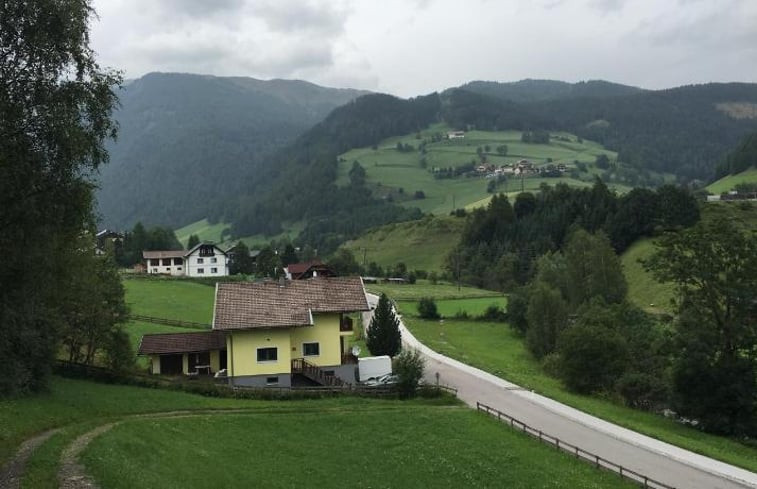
[395,294,757,473]
[706,166,757,194]
[342,215,464,273]
[365,280,502,301]
[123,277,215,324]
[81,408,634,489]
[336,123,634,214]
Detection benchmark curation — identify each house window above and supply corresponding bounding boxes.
[199,245,215,257]
[197,268,204,274]
[197,258,204,264]
[211,257,217,263]
[303,342,320,357]
[162,258,172,266]
[257,347,278,362]
[266,376,279,385]
[211,267,218,273]
[174,257,183,265]
[150,259,160,266]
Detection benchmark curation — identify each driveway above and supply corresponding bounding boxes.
[363,293,757,489]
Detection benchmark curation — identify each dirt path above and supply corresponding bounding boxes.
[0,429,60,489]
[57,423,117,489]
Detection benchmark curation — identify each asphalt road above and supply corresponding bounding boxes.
[363,293,757,489]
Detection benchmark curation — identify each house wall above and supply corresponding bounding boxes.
[227,328,292,377]
[146,257,185,276]
[210,349,221,372]
[185,246,229,277]
[290,313,342,367]
[150,355,161,374]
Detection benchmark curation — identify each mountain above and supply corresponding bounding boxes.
[453,82,757,180]
[458,79,643,103]
[95,72,369,229]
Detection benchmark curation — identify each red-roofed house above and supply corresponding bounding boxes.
[283,261,335,280]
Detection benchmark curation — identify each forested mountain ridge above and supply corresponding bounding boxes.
[459,79,644,103]
[95,72,369,229]
[454,82,757,180]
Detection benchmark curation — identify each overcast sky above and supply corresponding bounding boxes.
[90,0,757,97]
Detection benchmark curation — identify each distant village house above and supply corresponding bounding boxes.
[143,243,229,277]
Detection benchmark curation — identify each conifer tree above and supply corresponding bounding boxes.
[366,293,402,357]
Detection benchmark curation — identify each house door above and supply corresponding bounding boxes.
[219,349,227,370]
[160,354,183,375]
[188,351,210,373]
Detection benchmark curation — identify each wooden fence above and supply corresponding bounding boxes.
[129,314,209,329]
[476,402,676,489]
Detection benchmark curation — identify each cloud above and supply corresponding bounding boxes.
[250,0,349,34]
[588,0,626,14]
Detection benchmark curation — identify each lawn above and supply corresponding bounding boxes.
[403,316,757,472]
[706,166,757,194]
[123,278,215,323]
[401,297,508,318]
[341,215,464,273]
[81,409,634,489]
[366,280,502,301]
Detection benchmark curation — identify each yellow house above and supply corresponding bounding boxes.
[213,276,369,387]
[138,277,369,387]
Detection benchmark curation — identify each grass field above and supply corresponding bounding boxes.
[402,297,508,318]
[81,409,634,489]
[175,219,305,249]
[123,278,215,323]
[621,238,675,314]
[342,215,464,273]
[336,124,636,215]
[403,315,757,472]
[706,167,757,194]
[366,280,502,301]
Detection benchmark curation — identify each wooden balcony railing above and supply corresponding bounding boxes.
[291,358,347,387]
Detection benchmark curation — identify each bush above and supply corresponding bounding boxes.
[557,322,629,394]
[478,304,506,322]
[418,297,440,319]
[394,349,425,399]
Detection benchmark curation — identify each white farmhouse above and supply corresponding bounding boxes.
[143,243,229,277]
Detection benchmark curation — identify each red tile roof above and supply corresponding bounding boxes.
[213,276,369,331]
[138,331,226,355]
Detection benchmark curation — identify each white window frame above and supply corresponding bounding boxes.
[210,267,218,274]
[197,257,204,264]
[302,342,320,357]
[211,257,217,263]
[256,347,278,363]
[197,268,204,274]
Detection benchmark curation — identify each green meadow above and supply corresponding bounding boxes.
[366,280,501,301]
[123,277,215,323]
[336,124,631,214]
[402,296,508,318]
[81,409,634,489]
[706,166,757,194]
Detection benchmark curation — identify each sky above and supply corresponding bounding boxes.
[90,0,757,97]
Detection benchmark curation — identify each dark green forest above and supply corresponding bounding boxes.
[96,73,369,229]
[715,130,757,178]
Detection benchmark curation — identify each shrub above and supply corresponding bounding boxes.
[478,304,506,322]
[394,349,425,399]
[418,297,440,319]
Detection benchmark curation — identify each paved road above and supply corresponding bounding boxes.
[363,294,757,489]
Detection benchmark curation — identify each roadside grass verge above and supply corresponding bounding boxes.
[403,316,757,473]
[81,409,635,489]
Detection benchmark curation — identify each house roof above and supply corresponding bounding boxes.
[213,276,369,331]
[142,242,226,260]
[285,261,323,275]
[142,250,185,260]
[138,331,226,355]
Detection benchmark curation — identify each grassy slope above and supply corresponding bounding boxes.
[342,215,465,272]
[392,295,757,472]
[706,167,757,194]
[622,201,757,313]
[123,278,215,323]
[336,124,633,215]
[366,280,502,301]
[175,219,304,249]
[82,410,634,489]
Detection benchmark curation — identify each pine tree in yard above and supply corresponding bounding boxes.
[366,293,402,357]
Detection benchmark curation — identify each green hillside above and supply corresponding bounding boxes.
[175,219,303,248]
[336,124,636,215]
[706,167,757,194]
[342,215,464,272]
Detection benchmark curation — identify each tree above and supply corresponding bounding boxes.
[0,1,121,394]
[417,297,440,319]
[255,246,281,278]
[327,248,362,275]
[229,241,255,275]
[393,349,425,399]
[366,293,402,357]
[280,243,299,267]
[513,192,537,219]
[187,234,200,249]
[645,220,757,435]
[496,144,508,156]
[563,229,627,307]
[526,281,569,358]
[595,154,610,169]
[349,161,366,187]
